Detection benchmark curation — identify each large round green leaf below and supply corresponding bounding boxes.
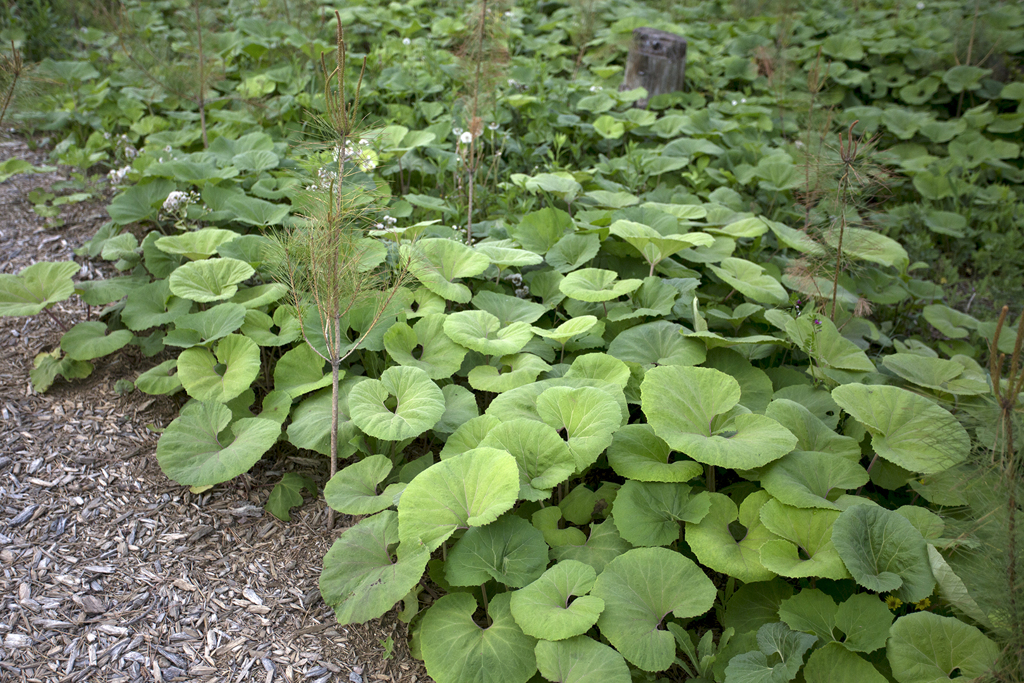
[546,233,601,273]
[760,450,869,510]
[121,279,192,331]
[758,499,850,580]
[177,334,260,403]
[609,220,713,274]
[785,316,875,373]
[272,343,331,398]
[168,257,255,303]
[831,384,969,474]
[348,365,444,441]
[324,454,404,515]
[135,359,182,395]
[383,313,468,379]
[155,401,280,486]
[165,303,247,347]
[479,419,575,500]
[831,505,935,603]
[886,612,998,683]
[509,561,604,641]
[592,547,716,671]
[613,481,710,547]
[60,321,133,361]
[642,366,797,469]
[240,305,301,347]
[550,518,631,574]
[444,309,534,356]
[708,258,788,306]
[765,399,861,461]
[472,290,548,325]
[559,268,642,302]
[154,228,239,260]
[536,385,622,472]
[434,383,479,434]
[724,622,818,683]
[534,636,630,683]
[804,643,887,683]
[468,353,551,394]
[445,513,549,588]
[421,592,537,683]
[401,238,490,303]
[607,424,703,483]
[607,320,706,368]
[398,447,519,551]
[319,511,430,626]
[685,491,779,583]
[881,354,988,396]
[440,414,502,459]
[286,381,362,456]
[0,261,79,316]
[532,316,599,346]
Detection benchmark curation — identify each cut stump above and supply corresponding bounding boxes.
[620,28,687,108]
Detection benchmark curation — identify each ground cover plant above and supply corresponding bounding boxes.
[1,0,1023,680]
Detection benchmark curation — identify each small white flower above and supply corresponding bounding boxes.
[741,98,747,103]
[103,132,111,140]
[402,37,411,45]
[795,140,805,149]
[488,122,499,131]
[507,79,518,87]
[504,10,513,17]
[459,131,473,144]
[124,145,138,159]
[359,139,369,146]
[731,100,738,106]
[589,85,602,92]
[163,145,172,153]
[453,127,464,137]
[162,190,189,212]
[916,1,924,8]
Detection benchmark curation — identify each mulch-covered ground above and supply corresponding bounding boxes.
[0,137,425,683]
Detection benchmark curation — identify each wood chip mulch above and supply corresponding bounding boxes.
[1,137,427,683]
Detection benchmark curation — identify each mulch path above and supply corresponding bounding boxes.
[0,137,425,683]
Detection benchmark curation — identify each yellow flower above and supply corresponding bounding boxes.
[914,598,932,611]
[885,595,903,611]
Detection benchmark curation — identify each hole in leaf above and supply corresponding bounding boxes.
[565,594,578,608]
[384,395,399,412]
[411,344,424,360]
[797,545,811,561]
[557,427,569,442]
[728,521,747,542]
[410,301,420,313]
[213,363,227,377]
[949,668,961,679]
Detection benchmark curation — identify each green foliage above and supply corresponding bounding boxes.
[3,0,1021,679]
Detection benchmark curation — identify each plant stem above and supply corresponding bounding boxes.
[328,316,341,530]
[194,1,208,148]
[480,583,491,626]
[706,464,716,493]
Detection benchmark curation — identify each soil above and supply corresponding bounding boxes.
[0,136,427,683]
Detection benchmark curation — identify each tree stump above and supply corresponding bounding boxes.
[619,28,687,108]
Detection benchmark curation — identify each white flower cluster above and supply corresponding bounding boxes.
[162,190,199,214]
[107,165,131,186]
[505,272,530,299]
[402,37,411,45]
[332,139,376,172]
[374,215,398,230]
[114,134,137,160]
[589,85,603,93]
[730,97,748,105]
